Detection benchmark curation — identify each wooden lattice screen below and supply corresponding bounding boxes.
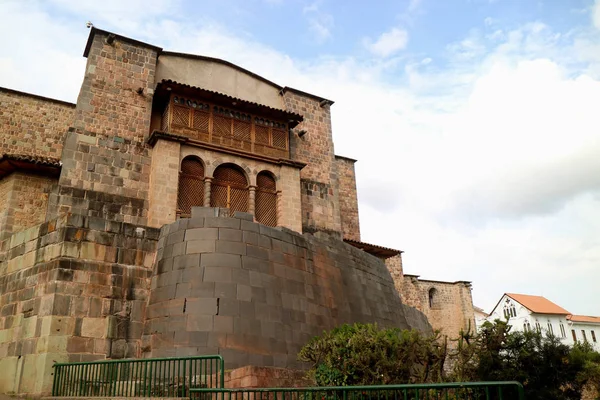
[164,95,290,159]
[255,172,277,227]
[177,157,205,217]
[210,164,249,213]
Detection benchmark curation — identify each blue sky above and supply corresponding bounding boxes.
[1,0,600,316]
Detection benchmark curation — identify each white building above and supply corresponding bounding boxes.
[487,293,600,352]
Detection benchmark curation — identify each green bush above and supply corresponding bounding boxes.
[299,321,600,400]
[298,323,447,386]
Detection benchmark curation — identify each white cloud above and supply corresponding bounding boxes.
[1,2,600,316]
[593,0,600,29]
[364,27,409,57]
[303,1,334,42]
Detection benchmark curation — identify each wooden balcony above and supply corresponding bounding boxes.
[161,93,291,159]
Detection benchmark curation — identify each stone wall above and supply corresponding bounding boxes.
[51,30,158,225]
[0,88,74,159]
[0,214,159,395]
[335,156,360,241]
[0,172,57,239]
[400,275,475,341]
[145,207,430,369]
[283,91,341,235]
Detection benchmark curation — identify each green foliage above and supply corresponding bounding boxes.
[299,320,600,400]
[297,323,447,386]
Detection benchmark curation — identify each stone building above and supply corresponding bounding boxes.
[0,27,471,395]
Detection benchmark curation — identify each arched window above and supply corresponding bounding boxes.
[255,171,277,227]
[210,163,248,213]
[428,288,437,308]
[177,156,205,217]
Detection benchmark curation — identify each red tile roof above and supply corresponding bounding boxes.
[506,293,571,315]
[567,315,600,324]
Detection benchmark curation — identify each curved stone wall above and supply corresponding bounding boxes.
[144,207,430,368]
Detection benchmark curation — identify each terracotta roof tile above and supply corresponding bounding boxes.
[0,153,61,166]
[567,315,600,324]
[506,293,571,315]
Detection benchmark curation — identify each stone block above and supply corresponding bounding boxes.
[219,228,242,241]
[81,317,107,338]
[241,219,260,232]
[218,298,240,316]
[214,282,237,298]
[186,315,214,331]
[246,245,270,260]
[214,315,234,333]
[201,253,241,268]
[242,230,259,246]
[167,229,185,245]
[191,207,219,218]
[232,211,254,221]
[204,266,233,283]
[186,239,216,254]
[216,240,246,255]
[187,217,205,228]
[189,281,215,298]
[173,253,201,270]
[205,217,241,229]
[187,298,218,315]
[237,284,252,302]
[185,228,218,241]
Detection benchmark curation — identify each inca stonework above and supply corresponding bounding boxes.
[0,27,473,395]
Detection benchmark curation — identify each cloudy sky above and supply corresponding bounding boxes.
[1,0,600,315]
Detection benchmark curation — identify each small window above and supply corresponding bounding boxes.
[523,322,528,332]
[582,330,588,342]
[592,331,597,343]
[559,323,566,338]
[428,288,437,308]
[572,329,577,342]
[547,322,553,335]
[535,322,541,332]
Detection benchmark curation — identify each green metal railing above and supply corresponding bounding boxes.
[190,382,525,400]
[52,355,225,397]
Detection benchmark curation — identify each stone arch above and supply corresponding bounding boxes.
[209,159,251,185]
[210,163,249,213]
[255,170,278,227]
[177,155,205,217]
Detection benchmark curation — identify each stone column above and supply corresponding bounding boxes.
[248,186,256,216]
[203,177,212,207]
[276,190,283,226]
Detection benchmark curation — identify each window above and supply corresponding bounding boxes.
[582,330,588,342]
[255,171,278,227]
[523,322,528,332]
[210,164,249,213]
[428,288,437,308]
[535,322,541,332]
[547,322,554,335]
[177,156,205,217]
[592,331,597,343]
[503,300,517,319]
[572,329,577,342]
[559,323,566,338]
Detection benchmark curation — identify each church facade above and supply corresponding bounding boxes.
[0,28,473,395]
